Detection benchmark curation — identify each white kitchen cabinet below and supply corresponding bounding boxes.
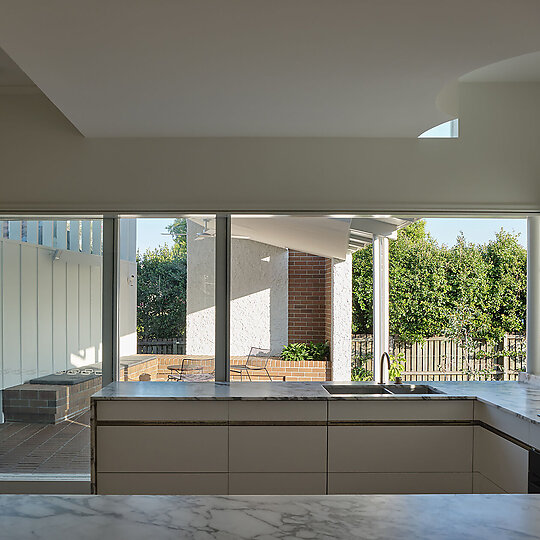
[474,402,529,442]
[228,400,326,422]
[328,400,473,422]
[229,425,327,473]
[229,473,326,495]
[327,425,473,494]
[329,425,473,473]
[96,425,228,473]
[328,472,472,494]
[96,400,228,422]
[96,473,228,495]
[473,426,528,493]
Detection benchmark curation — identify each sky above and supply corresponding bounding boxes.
[423,218,526,248]
[135,217,527,253]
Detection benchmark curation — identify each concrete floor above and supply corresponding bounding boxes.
[0,411,90,475]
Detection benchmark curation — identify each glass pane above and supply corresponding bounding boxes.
[229,215,342,382]
[0,217,102,478]
[118,216,215,382]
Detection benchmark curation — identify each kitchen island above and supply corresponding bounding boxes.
[2,493,540,539]
[91,381,540,495]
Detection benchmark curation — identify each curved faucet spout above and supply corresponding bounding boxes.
[378,352,391,384]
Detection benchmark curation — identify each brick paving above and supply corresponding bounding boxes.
[0,411,90,475]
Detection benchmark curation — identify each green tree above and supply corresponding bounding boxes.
[352,220,526,344]
[136,245,187,339]
[388,221,448,342]
[166,218,187,253]
[483,229,527,339]
[352,220,448,342]
[444,234,492,342]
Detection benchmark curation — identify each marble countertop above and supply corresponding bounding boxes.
[1,493,539,539]
[93,380,540,425]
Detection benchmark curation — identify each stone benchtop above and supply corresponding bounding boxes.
[1,494,539,539]
[92,380,540,425]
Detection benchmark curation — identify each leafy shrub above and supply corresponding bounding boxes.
[351,353,406,381]
[281,342,330,362]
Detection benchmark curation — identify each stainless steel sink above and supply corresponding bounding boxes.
[323,384,392,395]
[322,383,444,396]
[384,384,444,395]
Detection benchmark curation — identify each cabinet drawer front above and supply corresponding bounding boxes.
[228,400,326,422]
[474,402,529,442]
[328,400,473,422]
[473,472,506,494]
[96,473,228,495]
[229,426,326,472]
[96,400,228,422]
[473,426,528,493]
[531,423,540,451]
[328,425,472,473]
[328,472,472,494]
[96,426,228,472]
[229,473,326,495]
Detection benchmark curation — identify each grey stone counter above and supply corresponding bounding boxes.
[1,493,539,539]
[92,380,540,425]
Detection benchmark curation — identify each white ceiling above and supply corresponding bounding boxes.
[190,216,414,259]
[1,1,540,137]
[0,46,35,89]
[462,51,540,83]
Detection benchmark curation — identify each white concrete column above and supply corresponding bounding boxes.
[331,252,352,381]
[373,235,390,383]
[527,216,540,376]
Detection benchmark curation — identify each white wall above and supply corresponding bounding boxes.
[330,253,352,381]
[0,83,539,213]
[0,219,138,393]
[0,238,102,390]
[186,220,288,356]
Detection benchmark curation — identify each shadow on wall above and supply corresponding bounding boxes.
[186,220,288,356]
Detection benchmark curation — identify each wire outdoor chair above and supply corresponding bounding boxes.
[230,347,272,381]
[167,358,215,381]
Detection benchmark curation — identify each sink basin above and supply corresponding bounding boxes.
[322,383,444,396]
[384,384,444,395]
[323,384,392,395]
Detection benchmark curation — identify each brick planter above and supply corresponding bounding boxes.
[150,354,331,382]
[2,377,102,424]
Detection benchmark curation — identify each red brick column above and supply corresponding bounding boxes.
[288,250,330,344]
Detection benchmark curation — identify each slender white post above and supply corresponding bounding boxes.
[331,253,352,381]
[527,216,540,376]
[373,235,390,383]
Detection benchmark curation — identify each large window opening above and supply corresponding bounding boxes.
[118,216,215,383]
[0,217,103,478]
[352,217,527,382]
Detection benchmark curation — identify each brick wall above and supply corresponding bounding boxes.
[2,377,102,424]
[146,355,332,382]
[324,258,332,343]
[288,250,330,344]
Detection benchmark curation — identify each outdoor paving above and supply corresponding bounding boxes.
[0,411,90,475]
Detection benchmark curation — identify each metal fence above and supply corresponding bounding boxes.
[352,333,526,381]
[138,337,186,355]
